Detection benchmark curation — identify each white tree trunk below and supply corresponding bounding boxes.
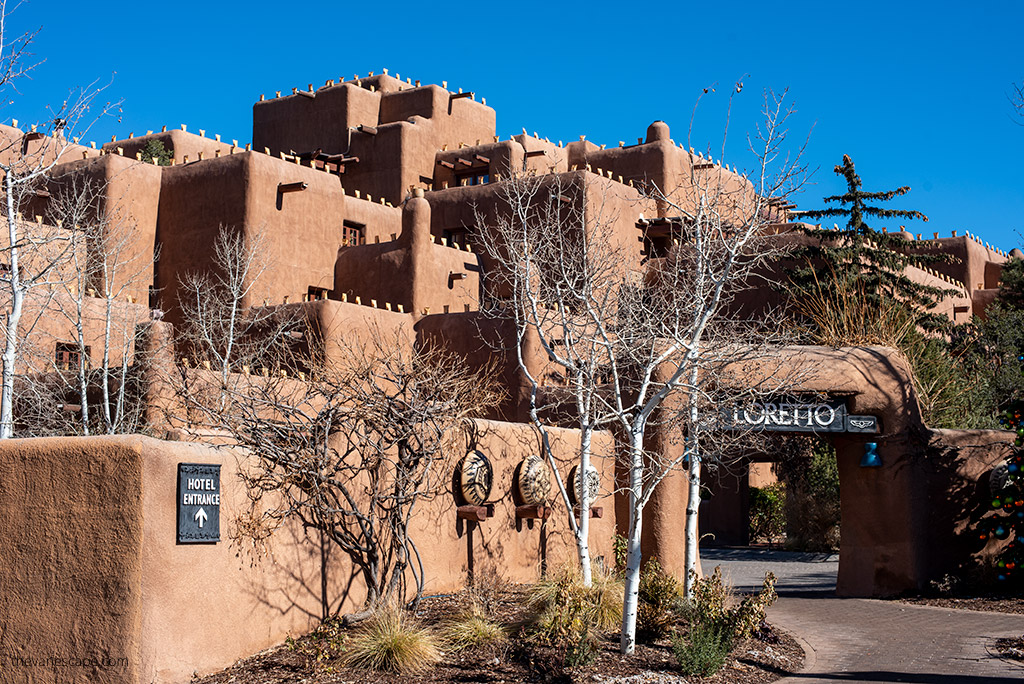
[683,364,702,598]
[684,439,702,598]
[75,313,89,435]
[0,173,21,439]
[0,288,20,439]
[101,292,114,431]
[620,428,645,655]
[578,425,593,587]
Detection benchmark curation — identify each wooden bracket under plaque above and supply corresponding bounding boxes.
[515,504,551,520]
[573,506,603,519]
[456,503,495,522]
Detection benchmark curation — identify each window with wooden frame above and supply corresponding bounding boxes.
[442,228,470,249]
[455,167,490,187]
[55,342,88,370]
[341,220,366,246]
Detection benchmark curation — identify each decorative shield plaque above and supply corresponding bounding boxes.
[516,455,552,505]
[459,450,493,505]
[567,464,600,507]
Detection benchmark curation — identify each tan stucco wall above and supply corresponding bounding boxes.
[0,436,145,684]
[0,419,616,684]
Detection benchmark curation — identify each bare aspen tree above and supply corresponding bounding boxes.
[478,86,808,654]
[177,226,292,396]
[478,170,637,588]
[0,0,116,437]
[42,171,155,435]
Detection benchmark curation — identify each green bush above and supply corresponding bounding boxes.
[780,439,841,551]
[749,482,786,544]
[613,533,627,572]
[673,622,732,676]
[137,139,173,166]
[636,558,682,642]
[682,566,778,641]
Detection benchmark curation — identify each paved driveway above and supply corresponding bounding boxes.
[702,547,1024,683]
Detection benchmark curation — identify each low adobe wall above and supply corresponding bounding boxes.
[0,421,616,683]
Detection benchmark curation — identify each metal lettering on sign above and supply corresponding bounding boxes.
[723,400,849,433]
[177,463,221,543]
[721,399,880,435]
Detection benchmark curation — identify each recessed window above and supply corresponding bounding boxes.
[342,220,366,246]
[55,342,88,370]
[442,228,469,249]
[456,169,490,187]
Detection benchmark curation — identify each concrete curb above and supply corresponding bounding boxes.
[775,626,817,683]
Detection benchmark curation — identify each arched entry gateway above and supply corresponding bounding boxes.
[700,396,872,552]
[641,345,1014,598]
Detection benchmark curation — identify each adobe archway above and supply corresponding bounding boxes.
[642,345,1013,597]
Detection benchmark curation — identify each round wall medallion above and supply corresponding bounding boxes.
[459,450,493,505]
[516,455,552,505]
[567,464,600,507]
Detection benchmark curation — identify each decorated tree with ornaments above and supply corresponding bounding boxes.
[982,398,1024,582]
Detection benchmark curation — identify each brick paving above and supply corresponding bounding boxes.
[702,548,1024,683]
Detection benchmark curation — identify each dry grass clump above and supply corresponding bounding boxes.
[790,265,916,348]
[341,604,441,674]
[528,563,624,635]
[440,602,508,652]
[525,563,624,666]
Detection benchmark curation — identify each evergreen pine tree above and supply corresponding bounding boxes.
[137,139,173,166]
[788,154,951,327]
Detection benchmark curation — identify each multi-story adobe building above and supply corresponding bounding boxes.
[0,71,1016,683]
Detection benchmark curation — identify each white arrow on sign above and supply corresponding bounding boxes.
[195,507,208,528]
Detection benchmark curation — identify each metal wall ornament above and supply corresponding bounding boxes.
[516,455,552,505]
[567,464,600,507]
[458,450,493,505]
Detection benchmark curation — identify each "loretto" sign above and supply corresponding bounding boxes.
[722,400,879,434]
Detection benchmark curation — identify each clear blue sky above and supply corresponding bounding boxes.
[10,0,1024,249]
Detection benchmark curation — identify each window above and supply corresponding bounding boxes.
[55,342,88,370]
[456,169,490,187]
[442,228,469,249]
[341,220,366,246]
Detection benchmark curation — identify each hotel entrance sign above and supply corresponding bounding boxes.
[177,463,221,543]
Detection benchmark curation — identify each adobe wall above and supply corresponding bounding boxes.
[42,154,162,304]
[333,194,480,316]
[905,233,1007,292]
[253,77,495,206]
[14,292,149,372]
[417,419,618,589]
[921,428,1015,582]
[0,124,100,170]
[156,151,348,324]
[0,417,615,683]
[0,436,144,684]
[414,312,529,422]
[253,83,382,155]
[304,298,415,369]
[105,129,237,165]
